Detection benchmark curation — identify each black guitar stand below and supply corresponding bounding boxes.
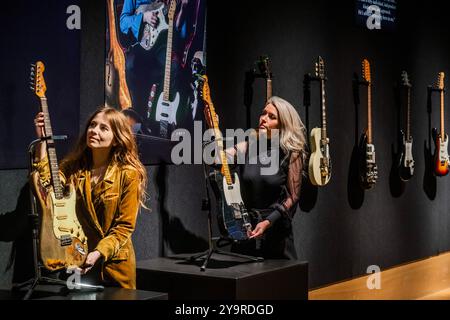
[188,141,263,272]
[14,136,103,300]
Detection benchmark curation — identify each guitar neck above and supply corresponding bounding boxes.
[107,0,119,48]
[367,84,373,144]
[40,98,64,198]
[266,79,272,101]
[441,90,445,137]
[163,11,175,101]
[320,79,327,139]
[406,86,411,139]
[208,105,233,185]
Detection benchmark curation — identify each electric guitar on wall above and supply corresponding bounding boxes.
[432,72,449,176]
[358,59,378,189]
[105,0,132,109]
[135,0,169,51]
[308,56,332,186]
[398,71,415,181]
[154,0,180,139]
[30,61,87,271]
[257,55,273,101]
[201,75,252,241]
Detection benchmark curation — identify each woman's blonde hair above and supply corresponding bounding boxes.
[266,96,308,163]
[60,106,147,207]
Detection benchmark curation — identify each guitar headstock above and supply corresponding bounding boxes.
[257,55,272,80]
[362,59,371,84]
[437,72,445,90]
[30,61,47,98]
[401,70,411,87]
[168,0,176,21]
[315,56,325,79]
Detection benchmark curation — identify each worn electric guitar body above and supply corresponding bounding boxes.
[432,72,449,176]
[201,75,252,241]
[136,1,169,51]
[308,56,332,186]
[358,59,378,189]
[30,62,87,271]
[398,71,415,181]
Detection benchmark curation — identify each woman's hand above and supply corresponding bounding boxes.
[78,250,102,275]
[34,112,45,138]
[248,220,271,239]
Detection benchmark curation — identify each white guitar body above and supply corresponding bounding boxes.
[308,127,331,186]
[155,91,180,125]
[222,173,244,208]
[439,134,449,162]
[138,2,169,51]
[403,139,415,174]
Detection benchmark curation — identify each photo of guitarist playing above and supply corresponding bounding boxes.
[33,107,148,289]
[223,97,307,259]
[119,0,200,136]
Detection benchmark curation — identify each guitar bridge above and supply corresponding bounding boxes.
[60,234,72,247]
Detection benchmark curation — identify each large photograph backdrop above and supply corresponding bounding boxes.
[106,0,206,164]
[0,0,81,169]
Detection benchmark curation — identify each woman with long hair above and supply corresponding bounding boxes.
[33,106,147,288]
[228,96,307,259]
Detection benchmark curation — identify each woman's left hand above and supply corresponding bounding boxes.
[78,250,102,275]
[248,220,271,239]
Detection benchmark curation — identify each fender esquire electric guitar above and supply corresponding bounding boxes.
[201,75,252,241]
[432,72,449,176]
[30,61,87,271]
[358,59,378,189]
[308,56,332,186]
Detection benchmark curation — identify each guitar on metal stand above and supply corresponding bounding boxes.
[188,75,263,271]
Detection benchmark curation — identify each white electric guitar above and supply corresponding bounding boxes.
[154,0,180,138]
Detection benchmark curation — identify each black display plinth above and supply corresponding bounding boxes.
[0,285,168,300]
[136,254,308,300]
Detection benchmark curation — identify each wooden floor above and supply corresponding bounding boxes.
[309,252,450,300]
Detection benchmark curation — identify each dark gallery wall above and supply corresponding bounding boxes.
[1,0,450,290]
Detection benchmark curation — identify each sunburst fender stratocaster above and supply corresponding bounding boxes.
[201,75,252,241]
[358,59,378,189]
[308,56,332,186]
[30,61,87,271]
[398,71,415,181]
[432,72,449,176]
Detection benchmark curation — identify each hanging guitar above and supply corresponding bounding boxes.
[398,71,415,181]
[432,72,449,176]
[30,61,87,271]
[153,0,180,139]
[201,75,252,241]
[358,59,378,189]
[105,0,132,109]
[308,56,332,186]
[257,55,273,101]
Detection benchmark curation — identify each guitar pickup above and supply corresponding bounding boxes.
[60,234,72,247]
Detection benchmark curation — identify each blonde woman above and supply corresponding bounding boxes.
[228,96,307,259]
[33,106,147,288]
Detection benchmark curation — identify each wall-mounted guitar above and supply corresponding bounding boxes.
[201,75,252,241]
[154,0,180,139]
[105,0,132,109]
[30,61,87,271]
[398,71,415,181]
[308,56,332,186]
[256,55,273,101]
[135,0,169,51]
[358,59,378,189]
[432,72,449,176]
